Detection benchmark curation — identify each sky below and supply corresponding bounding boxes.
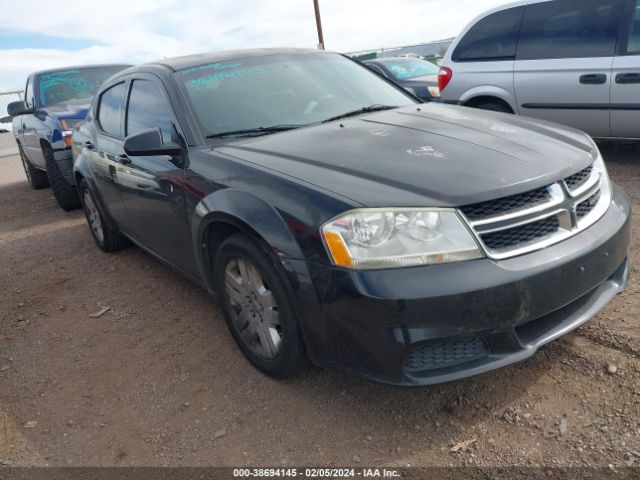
[0,0,511,91]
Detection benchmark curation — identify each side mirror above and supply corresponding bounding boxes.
[123,128,183,157]
[7,100,33,117]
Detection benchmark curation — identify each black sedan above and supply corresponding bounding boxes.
[364,56,440,102]
[72,49,630,386]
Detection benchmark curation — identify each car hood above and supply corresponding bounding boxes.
[216,103,596,207]
[43,99,91,120]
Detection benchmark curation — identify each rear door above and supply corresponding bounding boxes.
[87,81,130,228]
[514,0,623,137]
[119,75,196,274]
[610,0,640,138]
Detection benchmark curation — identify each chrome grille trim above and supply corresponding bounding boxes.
[460,164,609,260]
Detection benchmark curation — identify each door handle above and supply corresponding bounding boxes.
[83,141,94,150]
[615,73,640,84]
[116,154,131,165]
[579,74,607,85]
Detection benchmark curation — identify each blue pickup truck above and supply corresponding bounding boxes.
[8,64,129,209]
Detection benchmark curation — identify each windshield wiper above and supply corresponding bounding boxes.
[206,124,303,139]
[321,104,397,123]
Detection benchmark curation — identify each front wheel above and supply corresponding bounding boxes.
[214,234,305,378]
[43,145,81,211]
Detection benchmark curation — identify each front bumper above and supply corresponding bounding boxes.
[300,184,631,386]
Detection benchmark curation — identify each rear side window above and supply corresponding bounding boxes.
[98,82,125,137]
[626,2,640,54]
[126,80,174,143]
[452,7,524,62]
[517,0,621,60]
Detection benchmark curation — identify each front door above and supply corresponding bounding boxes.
[119,76,196,275]
[514,0,623,138]
[611,0,640,138]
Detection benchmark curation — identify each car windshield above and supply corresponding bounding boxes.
[377,58,439,80]
[38,66,127,107]
[176,52,416,138]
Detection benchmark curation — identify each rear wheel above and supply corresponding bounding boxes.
[18,143,49,189]
[79,179,129,252]
[473,101,512,114]
[43,145,81,211]
[214,234,304,378]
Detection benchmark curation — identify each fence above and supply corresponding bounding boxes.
[0,90,23,158]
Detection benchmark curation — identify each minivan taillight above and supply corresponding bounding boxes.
[438,67,453,92]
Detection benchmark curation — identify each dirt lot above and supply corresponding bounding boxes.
[0,145,639,470]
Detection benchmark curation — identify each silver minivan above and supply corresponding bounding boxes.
[439,0,640,139]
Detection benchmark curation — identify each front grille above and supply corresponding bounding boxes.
[577,190,601,220]
[404,338,489,372]
[460,162,607,259]
[482,216,560,251]
[564,166,593,192]
[461,186,551,221]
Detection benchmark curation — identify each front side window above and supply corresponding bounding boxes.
[627,2,640,54]
[25,77,34,108]
[37,66,127,107]
[452,6,524,62]
[518,0,621,60]
[126,80,174,143]
[97,82,126,137]
[176,53,415,138]
[376,58,439,80]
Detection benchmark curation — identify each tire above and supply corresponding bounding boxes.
[43,145,81,211]
[18,143,49,189]
[473,101,512,114]
[214,234,305,378]
[79,179,129,252]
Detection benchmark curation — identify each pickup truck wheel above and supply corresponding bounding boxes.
[18,143,49,189]
[43,146,81,211]
[214,234,305,378]
[79,179,129,252]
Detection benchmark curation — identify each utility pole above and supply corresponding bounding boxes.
[313,0,325,50]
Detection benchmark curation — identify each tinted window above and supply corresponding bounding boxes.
[37,66,127,107]
[126,80,174,143]
[376,58,439,80]
[98,82,125,137]
[627,2,640,53]
[452,7,524,61]
[177,53,415,137]
[518,0,621,60]
[25,77,34,108]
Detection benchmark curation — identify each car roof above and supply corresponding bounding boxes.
[149,48,332,72]
[33,64,132,76]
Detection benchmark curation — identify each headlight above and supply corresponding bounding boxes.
[590,139,611,204]
[321,209,484,269]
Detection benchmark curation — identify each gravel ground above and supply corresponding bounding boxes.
[0,144,639,469]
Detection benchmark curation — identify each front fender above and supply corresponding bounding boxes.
[192,189,306,284]
[73,155,118,231]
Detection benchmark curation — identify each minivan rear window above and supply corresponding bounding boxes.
[627,2,640,54]
[452,6,524,62]
[517,0,621,60]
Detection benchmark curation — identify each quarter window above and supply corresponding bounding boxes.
[627,2,640,54]
[517,0,621,60]
[98,83,125,137]
[452,7,524,62]
[126,80,174,143]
